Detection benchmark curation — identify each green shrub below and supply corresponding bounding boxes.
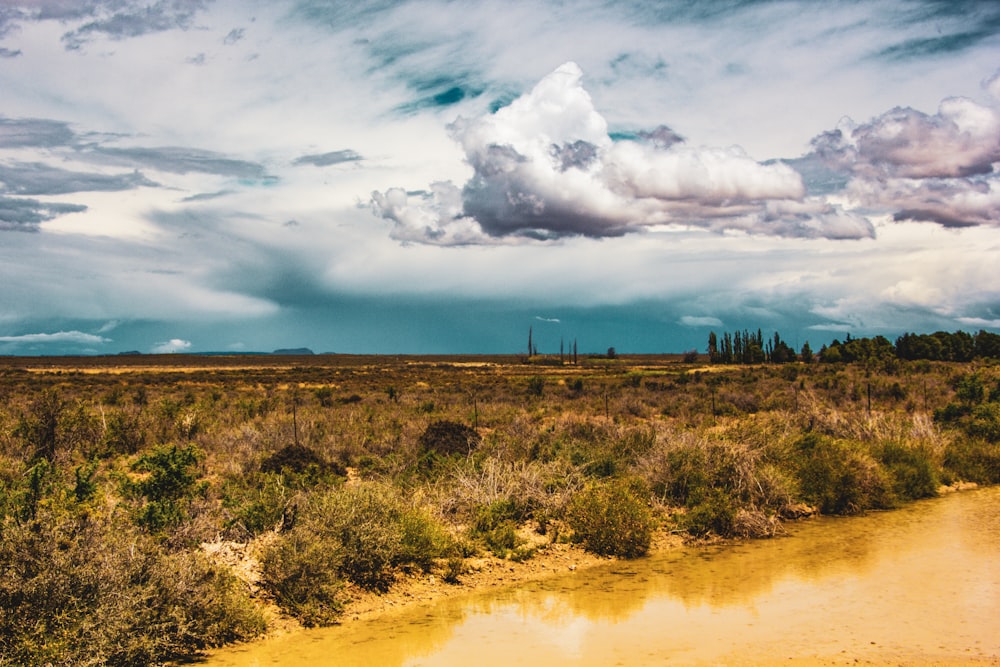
[878,441,939,500]
[682,487,737,537]
[0,508,265,665]
[129,443,206,533]
[795,434,894,514]
[967,403,1000,442]
[222,472,292,536]
[567,478,654,558]
[15,389,64,461]
[259,526,344,627]
[297,483,452,591]
[944,437,1000,484]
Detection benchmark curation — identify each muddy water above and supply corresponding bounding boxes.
[205,487,1000,666]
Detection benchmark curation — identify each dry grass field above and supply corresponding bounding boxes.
[1,353,998,665]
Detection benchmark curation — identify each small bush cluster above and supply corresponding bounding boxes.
[567,478,654,558]
[260,482,454,625]
[0,507,264,666]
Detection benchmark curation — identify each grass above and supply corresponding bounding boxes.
[0,353,997,662]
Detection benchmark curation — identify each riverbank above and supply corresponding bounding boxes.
[200,486,1000,667]
[203,525,688,641]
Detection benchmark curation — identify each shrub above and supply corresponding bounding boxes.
[418,420,481,457]
[470,498,523,557]
[260,442,344,482]
[0,508,265,665]
[879,441,939,501]
[295,483,453,591]
[794,434,894,514]
[944,437,1000,484]
[222,472,292,536]
[567,478,654,558]
[129,443,207,533]
[259,526,344,627]
[682,487,737,537]
[15,389,64,461]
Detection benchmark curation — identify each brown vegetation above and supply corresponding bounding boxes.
[0,353,998,665]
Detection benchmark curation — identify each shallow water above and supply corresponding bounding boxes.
[203,487,1000,666]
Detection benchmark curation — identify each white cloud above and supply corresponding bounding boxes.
[372,62,873,244]
[680,316,723,327]
[0,330,111,345]
[151,338,192,353]
[809,94,1000,229]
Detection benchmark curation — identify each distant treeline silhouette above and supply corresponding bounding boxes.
[708,329,1000,364]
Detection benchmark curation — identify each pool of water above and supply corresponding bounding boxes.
[202,486,1000,666]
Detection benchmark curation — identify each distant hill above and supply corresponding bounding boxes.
[272,348,315,355]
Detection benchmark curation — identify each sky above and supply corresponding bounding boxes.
[0,0,999,356]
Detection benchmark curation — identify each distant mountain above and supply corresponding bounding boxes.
[272,348,315,355]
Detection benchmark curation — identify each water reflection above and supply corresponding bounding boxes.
[204,487,1000,666]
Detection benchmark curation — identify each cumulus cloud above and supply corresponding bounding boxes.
[372,62,869,244]
[809,94,1000,228]
[813,98,1000,179]
[0,331,110,345]
[152,338,192,354]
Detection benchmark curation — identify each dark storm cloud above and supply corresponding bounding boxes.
[88,146,268,178]
[0,117,75,148]
[0,197,87,230]
[0,162,153,195]
[292,150,363,167]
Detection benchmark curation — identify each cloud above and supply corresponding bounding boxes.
[873,1,1000,62]
[535,316,561,323]
[680,315,723,327]
[0,47,20,58]
[152,338,192,354]
[0,197,87,230]
[809,94,1000,228]
[223,27,244,45]
[87,146,269,178]
[813,98,1000,179]
[60,0,208,50]
[292,150,363,167]
[0,330,111,345]
[0,162,153,196]
[372,62,871,244]
[0,117,75,148]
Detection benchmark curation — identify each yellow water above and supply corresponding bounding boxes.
[203,487,1000,666]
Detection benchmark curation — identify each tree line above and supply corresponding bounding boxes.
[708,329,1000,365]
